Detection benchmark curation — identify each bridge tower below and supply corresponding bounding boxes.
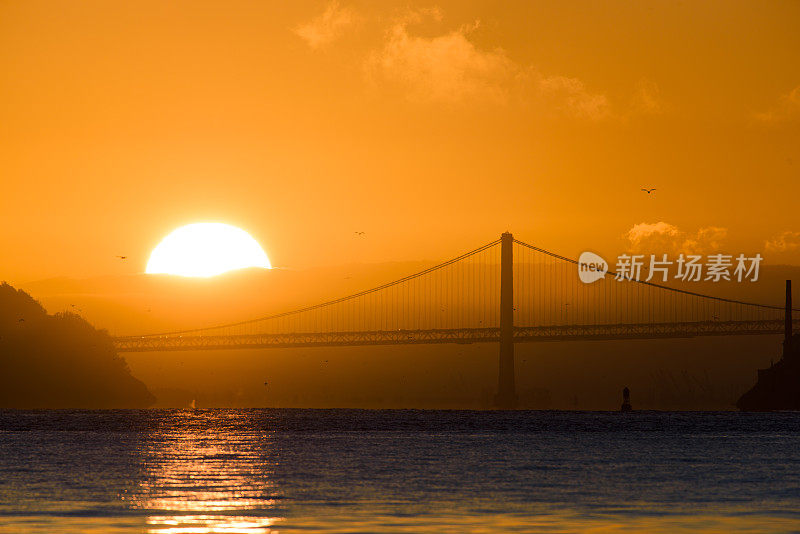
[785,280,793,358]
[495,231,518,409]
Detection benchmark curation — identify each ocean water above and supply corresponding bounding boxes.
[1,410,799,533]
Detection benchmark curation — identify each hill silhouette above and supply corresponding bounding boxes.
[0,283,154,408]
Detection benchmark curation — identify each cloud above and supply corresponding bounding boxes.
[365,11,611,118]
[535,74,611,119]
[294,1,359,50]
[754,85,800,123]
[625,222,681,254]
[765,231,800,253]
[630,78,664,115]
[682,226,728,255]
[294,6,655,120]
[625,222,727,255]
[365,18,515,105]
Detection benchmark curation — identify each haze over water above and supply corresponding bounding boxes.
[1,409,799,533]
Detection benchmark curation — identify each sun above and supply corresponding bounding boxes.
[145,223,271,277]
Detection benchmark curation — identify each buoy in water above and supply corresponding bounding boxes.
[620,387,632,412]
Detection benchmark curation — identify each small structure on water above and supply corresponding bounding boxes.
[620,387,632,412]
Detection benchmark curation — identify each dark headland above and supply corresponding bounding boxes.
[0,282,154,408]
[737,280,799,411]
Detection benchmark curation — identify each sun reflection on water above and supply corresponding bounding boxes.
[125,411,284,534]
[146,515,280,534]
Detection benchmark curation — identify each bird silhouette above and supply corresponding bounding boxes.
[354,231,365,236]
[641,188,656,194]
[116,255,127,260]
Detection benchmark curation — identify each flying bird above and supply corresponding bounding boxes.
[354,231,365,236]
[641,188,656,194]
[116,255,127,260]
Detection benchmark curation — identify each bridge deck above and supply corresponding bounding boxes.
[113,319,798,352]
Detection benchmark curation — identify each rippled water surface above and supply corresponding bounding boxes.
[1,410,800,532]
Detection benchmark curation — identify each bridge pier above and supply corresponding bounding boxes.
[494,232,518,409]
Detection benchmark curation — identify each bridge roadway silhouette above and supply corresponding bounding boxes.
[114,320,798,352]
[113,233,798,408]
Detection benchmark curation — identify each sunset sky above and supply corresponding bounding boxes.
[2,0,799,284]
[6,10,800,533]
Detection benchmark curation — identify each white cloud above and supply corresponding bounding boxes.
[365,11,611,118]
[754,85,800,123]
[366,18,514,105]
[630,78,664,115]
[625,222,727,255]
[625,222,681,254]
[297,6,658,120]
[765,231,800,253]
[536,74,611,120]
[682,226,728,255]
[294,1,359,50]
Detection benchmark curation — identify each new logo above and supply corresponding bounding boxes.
[578,252,608,284]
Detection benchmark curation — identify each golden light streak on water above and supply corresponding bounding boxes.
[126,413,284,534]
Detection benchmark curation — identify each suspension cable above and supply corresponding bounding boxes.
[137,238,502,337]
[514,238,798,312]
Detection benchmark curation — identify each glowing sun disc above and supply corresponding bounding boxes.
[146,223,271,277]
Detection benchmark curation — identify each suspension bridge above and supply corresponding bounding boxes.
[113,233,798,408]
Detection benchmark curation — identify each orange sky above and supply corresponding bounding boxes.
[2,0,800,283]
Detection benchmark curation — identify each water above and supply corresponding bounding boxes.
[1,410,800,533]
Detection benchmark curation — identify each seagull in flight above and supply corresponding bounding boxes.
[641,188,657,194]
[354,231,365,236]
[116,255,127,260]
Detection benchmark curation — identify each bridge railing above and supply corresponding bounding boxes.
[114,319,800,352]
[117,234,797,348]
